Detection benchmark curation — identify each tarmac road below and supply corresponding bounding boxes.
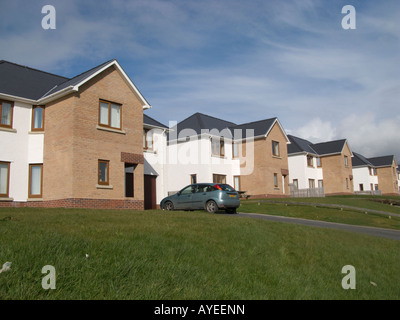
[232,212,400,241]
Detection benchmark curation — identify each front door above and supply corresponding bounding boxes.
[144,175,157,210]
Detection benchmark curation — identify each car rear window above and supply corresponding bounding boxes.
[214,184,235,192]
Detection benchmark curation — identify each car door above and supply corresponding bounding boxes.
[191,184,208,210]
[175,185,195,209]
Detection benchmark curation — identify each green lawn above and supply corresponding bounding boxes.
[240,196,400,230]
[0,207,399,300]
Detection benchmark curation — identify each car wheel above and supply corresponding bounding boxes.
[164,201,174,211]
[205,200,218,213]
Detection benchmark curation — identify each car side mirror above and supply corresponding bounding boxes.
[177,191,181,196]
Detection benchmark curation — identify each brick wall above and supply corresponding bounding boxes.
[42,65,145,208]
[0,199,144,210]
[240,122,290,197]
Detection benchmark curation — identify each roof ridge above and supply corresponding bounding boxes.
[233,117,277,128]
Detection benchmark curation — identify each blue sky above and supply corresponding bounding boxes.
[1,0,399,161]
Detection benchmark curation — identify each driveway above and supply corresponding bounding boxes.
[231,212,400,241]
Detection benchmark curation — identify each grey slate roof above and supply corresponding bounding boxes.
[0,60,68,100]
[143,114,168,129]
[287,135,318,155]
[168,112,284,141]
[287,135,348,156]
[352,152,374,167]
[367,155,394,167]
[43,59,116,98]
[229,118,277,139]
[311,139,347,155]
[168,113,237,140]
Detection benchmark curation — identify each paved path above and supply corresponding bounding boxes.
[232,212,400,241]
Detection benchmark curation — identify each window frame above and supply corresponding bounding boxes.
[211,137,225,157]
[31,106,45,131]
[0,161,10,198]
[0,99,14,129]
[273,173,279,188]
[307,155,314,167]
[272,141,280,157]
[98,160,110,186]
[316,157,322,167]
[28,164,43,198]
[213,174,226,184]
[232,141,239,159]
[143,128,153,150]
[98,100,122,130]
[233,175,241,191]
[190,174,197,184]
[344,155,349,167]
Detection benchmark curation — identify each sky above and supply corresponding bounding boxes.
[1,0,399,161]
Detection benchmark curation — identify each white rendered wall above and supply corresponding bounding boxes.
[144,127,168,204]
[352,167,378,191]
[0,101,44,201]
[166,135,241,194]
[288,154,323,189]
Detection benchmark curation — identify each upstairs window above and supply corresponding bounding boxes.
[307,155,314,167]
[232,142,239,159]
[211,137,225,157]
[316,158,322,167]
[344,155,349,167]
[32,106,45,131]
[143,129,153,150]
[0,100,13,128]
[99,100,121,130]
[272,141,280,157]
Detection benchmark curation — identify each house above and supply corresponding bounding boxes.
[232,118,290,198]
[0,59,150,209]
[166,113,241,194]
[367,155,399,195]
[287,135,324,195]
[351,152,379,194]
[287,136,354,195]
[166,112,290,198]
[143,114,169,209]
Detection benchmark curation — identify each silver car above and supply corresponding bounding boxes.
[160,183,240,213]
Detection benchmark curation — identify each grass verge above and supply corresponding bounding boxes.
[0,207,399,300]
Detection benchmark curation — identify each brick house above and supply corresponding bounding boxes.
[287,136,354,195]
[367,155,399,195]
[0,59,150,209]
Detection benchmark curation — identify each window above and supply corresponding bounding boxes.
[0,162,10,197]
[316,158,322,167]
[374,184,379,191]
[346,178,349,189]
[213,174,226,184]
[143,129,153,150]
[190,174,197,184]
[309,179,315,189]
[234,176,240,191]
[32,106,45,131]
[318,180,324,189]
[292,179,298,189]
[274,173,278,188]
[344,156,349,167]
[370,183,373,190]
[99,100,121,130]
[0,100,13,128]
[359,184,364,191]
[98,160,109,185]
[373,168,377,176]
[272,141,280,157]
[369,167,373,176]
[232,142,239,159]
[29,164,43,198]
[211,137,225,157]
[307,155,314,167]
